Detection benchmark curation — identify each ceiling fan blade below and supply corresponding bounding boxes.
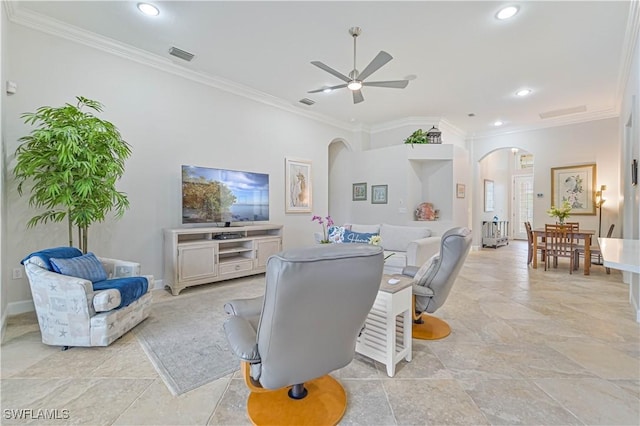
[307,83,348,94]
[357,51,393,81]
[311,61,351,83]
[352,90,364,104]
[362,80,409,89]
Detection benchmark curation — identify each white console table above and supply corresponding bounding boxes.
[356,274,413,377]
[598,238,640,273]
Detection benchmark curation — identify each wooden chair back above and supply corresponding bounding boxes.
[544,224,576,273]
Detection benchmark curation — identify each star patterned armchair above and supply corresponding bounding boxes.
[21,247,153,349]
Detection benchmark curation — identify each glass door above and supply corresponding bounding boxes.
[513,175,533,240]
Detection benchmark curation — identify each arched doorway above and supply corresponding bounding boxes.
[478,147,534,241]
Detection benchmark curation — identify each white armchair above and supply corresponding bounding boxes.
[22,248,153,349]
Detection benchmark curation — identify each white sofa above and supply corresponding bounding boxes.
[316,223,441,275]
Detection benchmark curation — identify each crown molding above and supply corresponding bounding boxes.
[468,107,619,140]
[616,0,640,103]
[6,5,357,133]
[369,116,441,133]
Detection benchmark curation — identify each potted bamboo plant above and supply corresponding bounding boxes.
[14,96,131,253]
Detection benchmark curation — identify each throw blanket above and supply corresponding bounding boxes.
[21,247,83,270]
[93,277,148,308]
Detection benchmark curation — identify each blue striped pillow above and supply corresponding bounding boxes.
[50,252,108,283]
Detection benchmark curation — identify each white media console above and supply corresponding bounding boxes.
[163,224,283,295]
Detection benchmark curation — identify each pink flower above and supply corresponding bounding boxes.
[312,214,333,243]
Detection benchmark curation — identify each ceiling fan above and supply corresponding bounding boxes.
[308,27,410,104]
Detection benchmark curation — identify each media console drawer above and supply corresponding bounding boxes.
[219,260,254,275]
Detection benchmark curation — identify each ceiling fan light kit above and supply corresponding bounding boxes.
[308,27,410,104]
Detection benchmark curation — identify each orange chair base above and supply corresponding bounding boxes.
[412,314,451,340]
[246,375,347,426]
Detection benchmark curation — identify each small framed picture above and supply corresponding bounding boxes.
[632,159,638,186]
[352,182,367,201]
[371,185,388,204]
[456,183,465,199]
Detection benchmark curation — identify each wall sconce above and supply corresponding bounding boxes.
[595,184,606,237]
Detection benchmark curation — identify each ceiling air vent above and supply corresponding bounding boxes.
[299,98,315,106]
[539,105,586,119]
[168,46,195,62]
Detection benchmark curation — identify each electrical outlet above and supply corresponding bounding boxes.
[12,268,23,279]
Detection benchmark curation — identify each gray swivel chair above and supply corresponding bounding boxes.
[223,244,383,426]
[402,227,472,340]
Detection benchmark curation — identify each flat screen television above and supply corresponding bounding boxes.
[182,165,269,225]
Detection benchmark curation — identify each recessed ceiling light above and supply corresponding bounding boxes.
[494,120,504,127]
[516,89,532,97]
[137,3,159,16]
[496,6,519,20]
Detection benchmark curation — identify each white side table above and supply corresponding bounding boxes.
[356,274,413,377]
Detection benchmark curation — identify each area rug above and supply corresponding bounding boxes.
[134,279,263,396]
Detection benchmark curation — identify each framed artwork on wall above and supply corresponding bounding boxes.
[484,180,494,212]
[352,182,367,201]
[371,185,388,204]
[285,158,312,213]
[456,183,465,199]
[550,163,596,215]
[632,159,638,186]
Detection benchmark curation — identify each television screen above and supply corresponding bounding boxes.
[182,165,269,224]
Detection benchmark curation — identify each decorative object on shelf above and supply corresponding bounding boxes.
[415,202,436,221]
[484,179,495,212]
[456,183,465,198]
[312,215,334,243]
[595,185,607,236]
[546,200,572,225]
[551,163,596,215]
[285,158,312,213]
[426,126,442,144]
[632,159,638,186]
[371,184,388,204]
[13,96,131,253]
[403,129,428,147]
[352,182,367,201]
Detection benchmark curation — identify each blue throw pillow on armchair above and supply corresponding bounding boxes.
[50,252,108,283]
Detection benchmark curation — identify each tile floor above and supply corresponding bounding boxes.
[1,241,639,425]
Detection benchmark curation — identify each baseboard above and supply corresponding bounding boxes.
[7,299,36,316]
[154,278,164,290]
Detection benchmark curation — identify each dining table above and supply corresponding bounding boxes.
[531,227,596,275]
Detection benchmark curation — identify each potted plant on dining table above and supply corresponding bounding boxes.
[546,200,572,225]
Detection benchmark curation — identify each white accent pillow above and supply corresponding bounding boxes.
[413,254,440,286]
[380,224,431,252]
[348,223,381,234]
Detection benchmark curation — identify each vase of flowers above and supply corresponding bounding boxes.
[312,215,334,243]
[547,200,572,224]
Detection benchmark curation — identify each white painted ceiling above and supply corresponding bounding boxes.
[11,1,635,136]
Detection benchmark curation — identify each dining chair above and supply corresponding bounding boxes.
[544,224,577,274]
[574,224,615,274]
[563,222,580,231]
[525,221,546,266]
